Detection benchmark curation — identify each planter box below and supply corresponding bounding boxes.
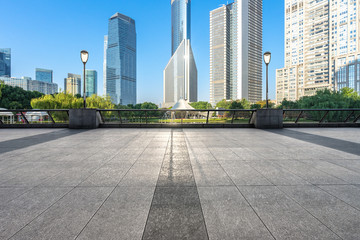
[250,109,283,129]
[69,109,100,129]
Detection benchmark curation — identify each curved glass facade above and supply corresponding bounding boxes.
[171,0,191,55]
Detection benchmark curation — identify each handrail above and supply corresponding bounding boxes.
[0,109,70,126]
[0,109,70,112]
[97,109,255,112]
[0,109,359,127]
[283,109,360,111]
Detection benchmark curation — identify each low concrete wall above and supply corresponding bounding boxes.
[251,109,283,129]
[69,109,100,129]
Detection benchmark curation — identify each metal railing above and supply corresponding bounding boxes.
[0,109,70,127]
[0,108,359,128]
[283,109,360,126]
[97,109,256,127]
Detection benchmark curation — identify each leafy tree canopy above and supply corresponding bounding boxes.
[251,100,276,109]
[190,101,212,109]
[279,88,360,109]
[215,99,251,109]
[0,84,43,109]
[31,93,115,109]
[115,102,159,110]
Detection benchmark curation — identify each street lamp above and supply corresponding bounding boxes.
[81,50,89,109]
[263,51,271,109]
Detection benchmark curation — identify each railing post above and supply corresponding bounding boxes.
[344,111,355,123]
[47,111,55,124]
[206,111,210,124]
[118,111,122,124]
[249,111,254,124]
[295,111,304,123]
[20,112,29,124]
[354,113,360,123]
[320,111,329,123]
[145,111,148,124]
[231,111,235,124]
[99,111,105,124]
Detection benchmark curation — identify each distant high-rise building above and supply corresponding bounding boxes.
[276,0,360,104]
[0,76,58,94]
[64,73,81,96]
[0,48,11,77]
[209,0,263,105]
[103,35,108,95]
[106,13,136,105]
[163,0,197,108]
[35,68,53,83]
[85,70,97,97]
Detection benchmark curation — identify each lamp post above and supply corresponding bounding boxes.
[263,51,271,109]
[81,50,89,109]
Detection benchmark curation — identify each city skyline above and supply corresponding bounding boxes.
[0,0,284,104]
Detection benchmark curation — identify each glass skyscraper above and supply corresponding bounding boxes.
[164,0,197,108]
[35,68,53,83]
[105,13,136,105]
[85,70,97,97]
[0,48,11,77]
[171,0,191,55]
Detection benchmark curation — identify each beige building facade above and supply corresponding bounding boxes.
[210,0,263,106]
[276,0,360,104]
[64,73,81,96]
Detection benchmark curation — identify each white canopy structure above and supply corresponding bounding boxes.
[0,108,15,124]
[25,111,49,123]
[171,99,195,110]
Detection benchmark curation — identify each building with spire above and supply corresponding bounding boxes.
[163,0,197,108]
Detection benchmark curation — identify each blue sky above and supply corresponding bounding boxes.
[0,0,284,105]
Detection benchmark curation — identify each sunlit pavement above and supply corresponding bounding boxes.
[0,128,360,239]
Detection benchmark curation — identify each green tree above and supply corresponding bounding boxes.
[141,102,158,109]
[0,84,43,109]
[278,89,360,122]
[215,99,232,109]
[190,101,212,109]
[0,80,4,99]
[31,92,115,110]
[253,100,276,109]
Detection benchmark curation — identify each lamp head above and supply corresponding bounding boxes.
[263,51,271,65]
[81,50,89,64]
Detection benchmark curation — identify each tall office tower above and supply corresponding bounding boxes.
[0,48,11,77]
[276,0,360,104]
[85,70,97,97]
[106,13,136,105]
[64,73,81,96]
[103,35,108,95]
[35,68,53,83]
[163,0,197,108]
[209,0,263,105]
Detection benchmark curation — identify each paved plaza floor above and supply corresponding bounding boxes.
[0,128,360,239]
